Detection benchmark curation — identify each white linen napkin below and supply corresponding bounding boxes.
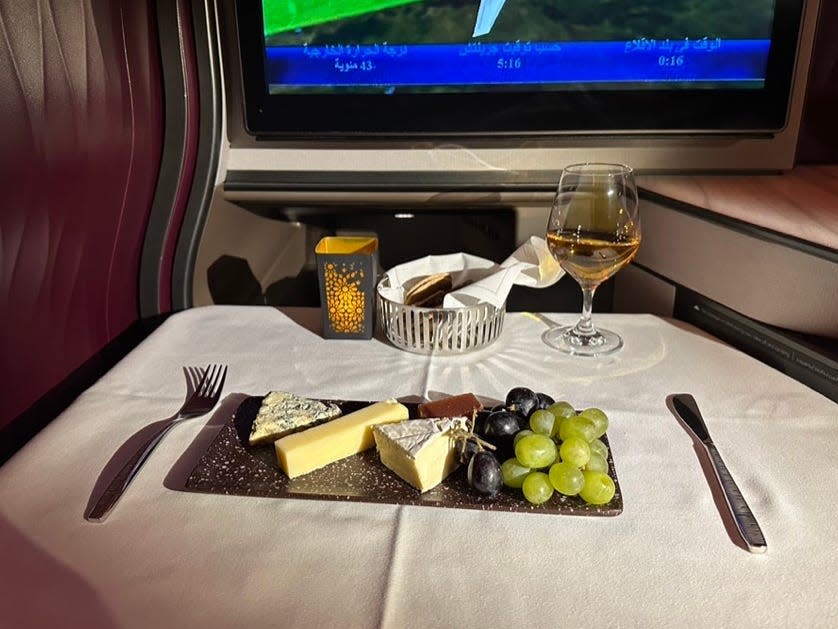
[379,236,564,308]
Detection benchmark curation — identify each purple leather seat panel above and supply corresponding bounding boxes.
[0,0,163,428]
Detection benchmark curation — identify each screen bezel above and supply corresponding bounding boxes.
[235,0,806,138]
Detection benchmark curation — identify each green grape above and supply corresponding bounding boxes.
[500,458,531,488]
[547,401,576,421]
[529,409,557,436]
[547,401,576,436]
[559,416,598,443]
[514,434,558,469]
[589,438,609,461]
[559,436,590,468]
[522,472,554,505]
[585,452,608,474]
[513,429,534,447]
[579,407,609,438]
[548,462,585,496]
[579,470,616,505]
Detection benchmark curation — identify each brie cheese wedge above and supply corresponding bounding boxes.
[373,417,467,492]
[249,391,341,445]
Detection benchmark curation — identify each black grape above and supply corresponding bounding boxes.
[535,392,555,411]
[505,387,539,419]
[458,438,480,464]
[467,451,502,498]
[481,410,520,456]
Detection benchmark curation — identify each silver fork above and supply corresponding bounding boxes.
[85,364,228,522]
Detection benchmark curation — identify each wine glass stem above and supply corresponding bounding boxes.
[574,285,598,337]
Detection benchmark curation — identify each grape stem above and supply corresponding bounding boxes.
[451,421,496,464]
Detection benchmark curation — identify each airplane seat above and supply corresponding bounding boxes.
[0,0,219,462]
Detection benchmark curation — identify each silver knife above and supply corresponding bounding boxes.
[670,394,767,553]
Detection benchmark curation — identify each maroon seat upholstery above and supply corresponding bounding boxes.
[797,0,838,163]
[0,1,163,433]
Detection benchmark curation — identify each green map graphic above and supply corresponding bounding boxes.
[263,1,774,46]
[264,0,423,36]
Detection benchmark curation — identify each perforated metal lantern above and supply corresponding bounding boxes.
[316,236,378,339]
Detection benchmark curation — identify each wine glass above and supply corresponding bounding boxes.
[544,163,641,356]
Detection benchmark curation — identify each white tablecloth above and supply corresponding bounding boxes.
[1,306,836,628]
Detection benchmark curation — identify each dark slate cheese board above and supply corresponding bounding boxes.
[183,396,623,516]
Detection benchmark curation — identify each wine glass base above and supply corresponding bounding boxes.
[543,325,624,357]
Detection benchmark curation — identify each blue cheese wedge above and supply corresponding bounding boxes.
[249,391,342,445]
[373,417,467,493]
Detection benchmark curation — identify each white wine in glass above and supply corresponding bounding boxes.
[544,163,641,356]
